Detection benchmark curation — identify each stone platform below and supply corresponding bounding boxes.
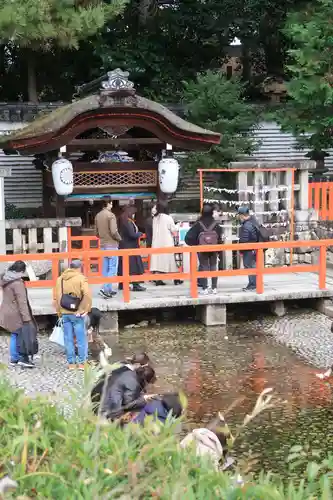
[24,272,333,332]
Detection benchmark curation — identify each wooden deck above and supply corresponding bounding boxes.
[26,271,333,316]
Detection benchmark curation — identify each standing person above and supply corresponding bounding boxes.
[95,196,121,299]
[0,260,37,369]
[238,206,259,291]
[150,202,182,286]
[54,260,92,370]
[185,204,222,295]
[117,205,146,292]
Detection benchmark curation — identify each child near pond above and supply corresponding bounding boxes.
[130,392,183,426]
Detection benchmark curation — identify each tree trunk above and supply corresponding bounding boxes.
[27,51,38,103]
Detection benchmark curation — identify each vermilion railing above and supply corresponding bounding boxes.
[3,239,330,303]
[67,230,150,274]
[308,182,333,220]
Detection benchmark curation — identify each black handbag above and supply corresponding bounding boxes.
[60,279,81,312]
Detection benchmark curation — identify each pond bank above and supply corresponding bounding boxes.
[0,309,333,475]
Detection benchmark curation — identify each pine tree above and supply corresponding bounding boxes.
[182,71,260,171]
[0,0,126,102]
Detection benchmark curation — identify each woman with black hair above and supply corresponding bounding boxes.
[117,205,146,292]
[150,202,182,286]
[96,364,157,421]
[91,353,155,419]
[185,203,222,295]
[0,261,37,368]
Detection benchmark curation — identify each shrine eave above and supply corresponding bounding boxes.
[0,93,220,155]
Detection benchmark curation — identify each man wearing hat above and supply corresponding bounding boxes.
[238,207,259,291]
[54,259,92,369]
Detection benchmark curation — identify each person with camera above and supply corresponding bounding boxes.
[54,259,92,370]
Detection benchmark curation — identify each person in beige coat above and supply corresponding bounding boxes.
[0,260,37,369]
[150,203,182,286]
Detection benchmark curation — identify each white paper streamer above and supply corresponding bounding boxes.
[202,197,291,206]
[204,185,289,194]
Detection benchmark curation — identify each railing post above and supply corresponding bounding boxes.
[122,253,131,303]
[256,248,264,294]
[319,245,327,290]
[52,258,59,287]
[190,249,198,298]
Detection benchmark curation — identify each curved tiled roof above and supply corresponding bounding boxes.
[1,93,220,152]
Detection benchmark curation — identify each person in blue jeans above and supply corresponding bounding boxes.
[54,259,92,370]
[0,260,37,369]
[95,196,121,299]
[238,206,259,291]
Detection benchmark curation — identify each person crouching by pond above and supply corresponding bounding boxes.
[93,363,157,421]
[150,202,182,286]
[185,203,222,295]
[54,259,92,370]
[117,205,146,292]
[91,351,151,408]
[131,392,183,426]
[0,260,38,369]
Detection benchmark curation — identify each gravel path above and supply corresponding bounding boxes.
[0,310,333,401]
[0,335,86,404]
[249,310,333,369]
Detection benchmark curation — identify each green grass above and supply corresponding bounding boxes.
[0,376,333,499]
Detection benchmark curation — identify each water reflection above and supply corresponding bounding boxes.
[108,319,333,475]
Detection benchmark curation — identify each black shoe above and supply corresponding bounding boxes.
[154,280,166,286]
[18,359,35,369]
[174,280,183,285]
[9,360,18,366]
[242,286,256,292]
[132,284,146,292]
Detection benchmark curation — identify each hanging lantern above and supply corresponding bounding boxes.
[51,158,74,196]
[158,157,180,194]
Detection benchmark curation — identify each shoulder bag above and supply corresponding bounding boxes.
[60,279,82,312]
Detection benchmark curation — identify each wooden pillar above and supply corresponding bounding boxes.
[55,194,66,218]
[42,170,54,217]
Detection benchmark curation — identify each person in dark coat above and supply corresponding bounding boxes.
[131,392,183,425]
[185,204,222,294]
[238,206,259,291]
[0,260,37,369]
[91,352,151,406]
[94,364,157,420]
[117,205,146,292]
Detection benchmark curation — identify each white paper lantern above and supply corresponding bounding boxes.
[158,157,180,194]
[52,158,74,196]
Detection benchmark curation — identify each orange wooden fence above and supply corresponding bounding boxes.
[308,182,333,220]
[67,229,150,275]
[3,238,331,303]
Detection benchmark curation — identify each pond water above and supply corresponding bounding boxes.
[108,309,333,477]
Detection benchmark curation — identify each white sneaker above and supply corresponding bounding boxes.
[211,288,217,294]
[200,289,209,295]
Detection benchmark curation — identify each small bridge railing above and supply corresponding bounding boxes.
[2,239,331,303]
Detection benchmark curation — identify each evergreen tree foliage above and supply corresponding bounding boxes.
[0,0,126,101]
[277,0,333,162]
[182,71,260,170]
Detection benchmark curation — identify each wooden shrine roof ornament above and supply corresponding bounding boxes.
[0,69,221,155]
